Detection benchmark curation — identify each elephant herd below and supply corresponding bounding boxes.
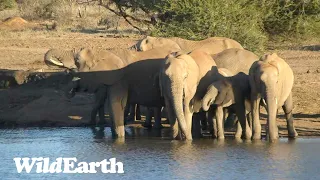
[44,36,298,142]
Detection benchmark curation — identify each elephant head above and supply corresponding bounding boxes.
[74,48,95,71]
[202,80,234,111]
[44,48,78,71]
[135,36,181,51]
[249,53,284,140]
[159,52,199,139]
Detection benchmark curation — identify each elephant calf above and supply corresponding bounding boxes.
[202,70,252,139]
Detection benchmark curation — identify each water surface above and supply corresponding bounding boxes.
[1,127,319,179]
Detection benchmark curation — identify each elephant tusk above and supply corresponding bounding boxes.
[69,88,74,93]
[48,58,64,66]
[275,97,278,105]
[72,77,81,81]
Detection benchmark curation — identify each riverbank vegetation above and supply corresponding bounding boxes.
[0,0,319,52]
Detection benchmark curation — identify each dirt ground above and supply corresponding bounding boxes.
[0,30,319,137]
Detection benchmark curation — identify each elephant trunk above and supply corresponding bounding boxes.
[65,78,80,99]
[265,86,278,140]
[202,85,218,111]
[169,79,189,139]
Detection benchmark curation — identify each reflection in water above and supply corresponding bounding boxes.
[0,127,319,180]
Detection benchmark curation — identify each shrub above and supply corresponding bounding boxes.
[261,0,320,37]
[151,0,267,52]
[0,0,17,11]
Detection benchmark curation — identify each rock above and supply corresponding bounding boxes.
[307,70,311,73]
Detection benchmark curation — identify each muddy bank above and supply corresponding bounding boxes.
[0,70,94,127]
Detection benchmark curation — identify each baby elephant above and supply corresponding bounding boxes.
[202,71,252,139]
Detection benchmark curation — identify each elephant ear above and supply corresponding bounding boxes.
[214,80,233,106]
[77,48,95,69]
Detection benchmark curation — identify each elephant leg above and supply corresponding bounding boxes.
[184,104,193,140]
[90,86,107,126]
[247,112,252,129]
[153,107,163,129]
[201,112,208,130]
[235,120,242,139]
[236,96,252,140]
[127,104,136,122]
[192,113,202,139]
[251,94,262,140]
[165,99,180,139]
[107,82,127,138]
[97,106,106,127]
[143,107,153,128]
[282,93,298,138]
[124,103,130,118]
[135,104,142,120]
[215,106,225,139]
[90,105,99,126]
[208,106,217,138]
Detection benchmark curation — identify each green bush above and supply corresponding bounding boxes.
[261,0,320,37]
[151,0,267,52]
[0,0,17,11]
[146,0,320,52]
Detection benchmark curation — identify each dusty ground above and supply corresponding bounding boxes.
[0,30,319,137]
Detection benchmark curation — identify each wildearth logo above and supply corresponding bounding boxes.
[13,157,124,173]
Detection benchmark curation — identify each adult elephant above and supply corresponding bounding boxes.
[135,37,258,132]
[45,47,174,128]
[48,47,178,138]
[44,48,144,125]
[159,50,252,140]
[134,36,244,54]
[249,53,298,141]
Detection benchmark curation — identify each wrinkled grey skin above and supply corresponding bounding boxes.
[249,53,298,141]
[65,77,108,126]
[45,48,162,128]
[202,73,252,139]
[44,49,77,70]
[159,52,200,140]
[48,47,176,139]
[134,36,243,54]
[213,48,259,75]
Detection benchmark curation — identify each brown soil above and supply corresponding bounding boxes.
[0,31,319,137]
[0,17,39,31]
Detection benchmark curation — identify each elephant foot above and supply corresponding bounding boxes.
[241,130,252,140]
[185,133,193,140]
[252,133,261,140]
[288,129,298,138]
[142,122,152,129]
[217,136,225,140]
[114,126,125,138]
[153,123,164,129]
[269,137,279,143]
[234,132,242,139]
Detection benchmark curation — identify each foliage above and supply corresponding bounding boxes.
[150,0,267,52]
[0,0,16,11]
